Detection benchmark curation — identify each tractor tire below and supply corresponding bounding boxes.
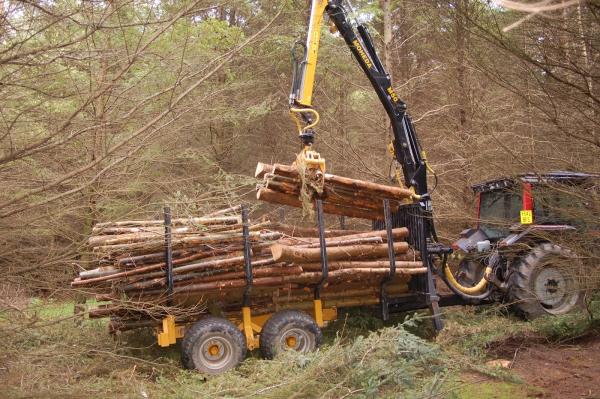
[508,243,583,320]
[181,316,246,374]
[259,310,323,359]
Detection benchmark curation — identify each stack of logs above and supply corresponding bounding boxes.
[255,162,415,220]
[74,210,424,332]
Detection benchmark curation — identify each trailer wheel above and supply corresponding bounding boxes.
[181,317,246,374]
[509,243,583,319]
[259,310,323,359]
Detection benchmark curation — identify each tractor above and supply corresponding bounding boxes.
[447,171,599,319]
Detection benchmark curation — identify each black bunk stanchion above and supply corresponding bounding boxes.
[390,204,444,331]
[313,199,328,327]
[240,204,258,348]
[163,206,174,307]
[420,217,443,332]
[241,204,253,307]
[380,199,396,321]
[427,257,444,331]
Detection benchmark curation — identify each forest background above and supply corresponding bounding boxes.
[0,0,597,296]
[0,0,599,397]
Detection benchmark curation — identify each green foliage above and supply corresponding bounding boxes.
[0,300,449,398]
[4,299,600,398]
[530,295,600,342]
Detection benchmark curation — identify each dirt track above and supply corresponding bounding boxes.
[494,333,600,399]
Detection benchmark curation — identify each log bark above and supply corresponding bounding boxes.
[120,257,278,291]
[203,204,242,218]
[299,260,424,271]
[184,265,303,284]
[257,188,382,220]
[72,254,263,287]
[271,242,409,263]
[264,175,402,212]
[291,227,409,244]
[297,236,383,248]
[91,221,243,236]
[93,231,282,256]
[263,222,362,238]
[152,268,398,295]
[94,216,241,228]
[264,179,388,212]
[256,162,414,199]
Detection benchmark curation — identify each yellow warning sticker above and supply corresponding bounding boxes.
[520,210,533,225]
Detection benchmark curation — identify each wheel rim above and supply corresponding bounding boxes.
[278,327,314,353]
[194,333,234,372]
[533,260,580,315]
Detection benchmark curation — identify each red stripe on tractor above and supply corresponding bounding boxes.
[522,182,533,211]
[475,192,481,228]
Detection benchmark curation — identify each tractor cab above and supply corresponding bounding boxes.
[454,171,598,253]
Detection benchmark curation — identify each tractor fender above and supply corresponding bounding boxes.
[500,225,577,247]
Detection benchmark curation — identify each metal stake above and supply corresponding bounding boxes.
[314,199,328,300]
[380,199,396,321]
[163,206,174,306]
[242,204,253,307]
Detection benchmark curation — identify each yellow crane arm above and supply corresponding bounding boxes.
[290,0,328,109]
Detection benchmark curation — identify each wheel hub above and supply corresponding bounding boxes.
[279,327,312,352]
[534,267,567,307]
[286,335,297,348]
[208,344,220,357]
[196,335,233,371]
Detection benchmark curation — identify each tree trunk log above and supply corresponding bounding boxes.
[257,188,383,220]
[270,242,409,263]
[94,216,241,228]
[262,222,362,237]
[299,260,424,271]
[256,162,414,199]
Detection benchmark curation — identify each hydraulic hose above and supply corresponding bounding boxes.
[290,107,320,132]
[436,256,494,301]
[444,263,491,295]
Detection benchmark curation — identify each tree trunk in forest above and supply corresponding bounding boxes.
[454,0,474,224]
[381,0,393,142]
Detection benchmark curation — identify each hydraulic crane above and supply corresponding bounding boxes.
[289,0,430,201]
[288,0,447,329]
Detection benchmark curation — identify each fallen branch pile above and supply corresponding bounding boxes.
[255,162,415,220]
[74,205,424,332]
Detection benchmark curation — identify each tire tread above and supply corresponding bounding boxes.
[509,243,580,319]
[181,316,246,373]
[259,310,323,359]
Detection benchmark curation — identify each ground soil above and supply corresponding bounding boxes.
[490,333,600,399]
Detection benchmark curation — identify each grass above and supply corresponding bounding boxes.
[1,297,599,398]
[445,379,534,399]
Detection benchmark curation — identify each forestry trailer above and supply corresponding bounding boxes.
[80,0,592,374]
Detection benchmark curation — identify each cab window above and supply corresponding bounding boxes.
[479,189,522,239]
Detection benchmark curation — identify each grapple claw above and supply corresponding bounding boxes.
[300,148,325,174]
